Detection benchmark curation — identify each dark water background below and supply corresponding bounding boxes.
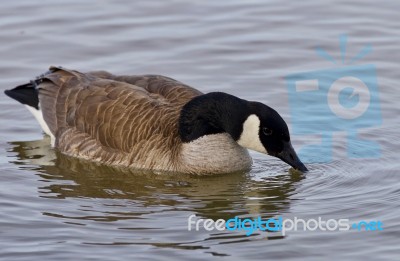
[0,1,399,260]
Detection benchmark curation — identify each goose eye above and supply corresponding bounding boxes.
[262,127,273,136]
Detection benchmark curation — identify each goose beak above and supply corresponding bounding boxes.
[277,141,308,172]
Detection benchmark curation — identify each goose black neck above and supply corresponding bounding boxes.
[178,92,250,143]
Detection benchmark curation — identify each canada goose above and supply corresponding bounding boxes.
[5,66,307,175]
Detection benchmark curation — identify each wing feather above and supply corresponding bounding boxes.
[37,66,201,170]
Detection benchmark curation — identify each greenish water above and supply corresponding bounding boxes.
[1,1,399,260]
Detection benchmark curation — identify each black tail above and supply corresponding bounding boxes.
[5,82,40,110]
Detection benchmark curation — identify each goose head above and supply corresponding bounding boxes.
[179,92,307,172]
[237,101,308,172]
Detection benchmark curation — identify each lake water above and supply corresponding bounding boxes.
[1,1,399,260]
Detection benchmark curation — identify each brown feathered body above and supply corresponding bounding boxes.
[33,67,252,174]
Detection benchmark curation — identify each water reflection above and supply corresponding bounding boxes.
[8,137,304,223]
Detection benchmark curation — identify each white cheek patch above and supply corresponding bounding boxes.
[237,114,267,154]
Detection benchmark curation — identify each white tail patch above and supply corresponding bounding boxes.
[25,105,55,146]
[237,114,267,154]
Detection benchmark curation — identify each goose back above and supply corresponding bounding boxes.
[39,66,202,171]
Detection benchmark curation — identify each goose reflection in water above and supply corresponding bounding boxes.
[8,137,304,228]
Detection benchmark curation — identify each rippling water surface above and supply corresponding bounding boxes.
[1,1,399,260]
